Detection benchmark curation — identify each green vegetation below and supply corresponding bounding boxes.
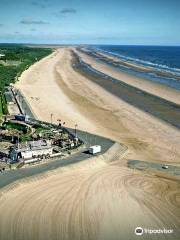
[0,97,2,117]
[0,44,53,114]
[20,128,32,142]
[0,93,8,116]
[3,121,28,133]
[2,121,51,143]
[33,123,50,134]
[2,121,32,142]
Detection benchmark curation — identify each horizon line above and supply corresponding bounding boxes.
[0,42,180,47]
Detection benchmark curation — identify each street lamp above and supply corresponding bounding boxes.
[57,119,61,127]
[75,124,78,138]
[24,106,27,116]
[50,113,53,124]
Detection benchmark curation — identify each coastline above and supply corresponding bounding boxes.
[15,47,180,163]
[75,48,180,105]
[1,47,179,240]
[80,47,180,81]
[71,50,180,129]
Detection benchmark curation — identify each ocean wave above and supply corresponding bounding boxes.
[94,47,180,77]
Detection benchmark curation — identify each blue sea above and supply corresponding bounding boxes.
[92,45,180,90]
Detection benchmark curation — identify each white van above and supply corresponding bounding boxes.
[89,145,101,155]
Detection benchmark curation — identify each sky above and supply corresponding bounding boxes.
[0,0,180,45]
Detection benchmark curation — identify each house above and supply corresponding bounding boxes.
[9,139,53,162]
[0,53,5,58]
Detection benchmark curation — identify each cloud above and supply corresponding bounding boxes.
[31,0,51,8]
[31,1,38,6]
[20,19,49,25]
[55,8,77,18]
[0,24,4,27]
[31,1,46,8]
[60,8,77,14]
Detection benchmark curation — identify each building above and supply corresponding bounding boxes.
[0,53,5,58]
[9,139,53,162]
[15,114,28,122]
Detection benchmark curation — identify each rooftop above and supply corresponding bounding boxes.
[13,140,52,152]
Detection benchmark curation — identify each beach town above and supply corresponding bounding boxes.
[0,0,180,239]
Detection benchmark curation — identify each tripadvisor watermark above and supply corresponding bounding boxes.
[135,227,173,236]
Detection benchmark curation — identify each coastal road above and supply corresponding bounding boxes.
[1,47,178,240]
[0,140,179,240]
[0,128,118,189]
[14,89,36,118]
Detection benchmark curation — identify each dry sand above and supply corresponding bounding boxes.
[0,48,179,240]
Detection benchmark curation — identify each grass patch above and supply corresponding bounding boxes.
[2,121,33,142]
[0,92,8,116]
[0,44,53,98]
[3,121,27,132]
[0,97,2,117]
[0,45,53,117]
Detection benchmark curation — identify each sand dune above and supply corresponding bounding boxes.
[0,48,179,240]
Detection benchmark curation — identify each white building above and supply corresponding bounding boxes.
[0,53,5,58]
[9,140,53,162]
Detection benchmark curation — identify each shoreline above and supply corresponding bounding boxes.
[75,48,180,104]
[1,47,179,240]
[79,47,180,82]
[15,47,180,162]
[76,48,180,105]
[71,50,180,129]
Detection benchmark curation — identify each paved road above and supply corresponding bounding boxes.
[0,128,117,189]
[13,89,35,118]
[0,90,126,189]
[128,160,180,176]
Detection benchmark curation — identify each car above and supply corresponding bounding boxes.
[162,165,169,169]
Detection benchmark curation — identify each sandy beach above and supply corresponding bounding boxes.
[76,48,180,105]
[0,47,179,240]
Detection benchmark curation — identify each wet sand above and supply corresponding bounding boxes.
[78,47,180,82]
[76,48,180,105]
[71,50,180,128]
[0,47,179,240]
